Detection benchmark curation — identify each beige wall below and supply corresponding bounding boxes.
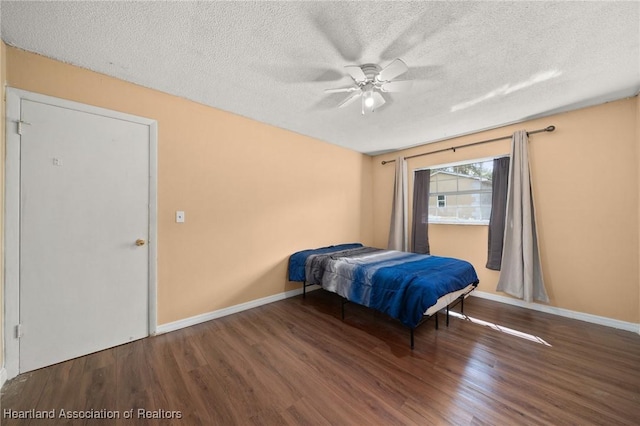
[5,47,373,325]
[374,98,640,323]
[1,41,6,369]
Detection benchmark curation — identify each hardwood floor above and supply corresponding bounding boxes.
[2,291,639,425]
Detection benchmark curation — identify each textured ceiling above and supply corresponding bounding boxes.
[1,1,639,155]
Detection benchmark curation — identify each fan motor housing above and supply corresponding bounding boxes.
[360,64,381,81]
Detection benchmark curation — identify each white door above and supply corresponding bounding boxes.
[19,98,150,372]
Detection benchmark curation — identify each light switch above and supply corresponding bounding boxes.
[176,211,185,223]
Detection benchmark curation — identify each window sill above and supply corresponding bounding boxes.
[429,221,489,226]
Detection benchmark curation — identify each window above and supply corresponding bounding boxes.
[427,159,494,224]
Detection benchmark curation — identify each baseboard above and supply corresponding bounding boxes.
[0,368,7,390]
[156,286,638,336]
[156,284,320,334]
[470,291,639,334]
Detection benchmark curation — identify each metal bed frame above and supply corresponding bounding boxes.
[302,281,478,349]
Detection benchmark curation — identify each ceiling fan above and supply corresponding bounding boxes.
[325,58,413,114]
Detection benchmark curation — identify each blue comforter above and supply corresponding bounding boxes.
[288,243,363,282]
[288,245,479,328]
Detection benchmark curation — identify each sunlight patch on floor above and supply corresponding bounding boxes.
[449,311,552,346]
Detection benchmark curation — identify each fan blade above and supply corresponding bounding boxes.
[325,86,359,94]
[378,58,409,81]
[345,65,367,83]
[380,80,413,92]
[338,92,361,108]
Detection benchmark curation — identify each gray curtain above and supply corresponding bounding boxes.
[496,131,549,303]
[388,157,408,251]
[411,169,430,254]
[486,157,510,270]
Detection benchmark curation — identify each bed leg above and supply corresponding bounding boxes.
[341,299,346,320]
[303,282,306,299]
[435,313,439,330]
[410,328,415,350]
[446,306,450,327]
[460,295,464,314]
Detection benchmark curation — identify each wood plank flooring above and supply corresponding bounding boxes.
[2,291,639,425]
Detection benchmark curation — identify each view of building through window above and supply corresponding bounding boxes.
[427,159,494,224]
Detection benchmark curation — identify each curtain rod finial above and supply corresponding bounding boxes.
[546,125,555,132]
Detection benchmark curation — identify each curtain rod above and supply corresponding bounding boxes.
[380,125,555,165]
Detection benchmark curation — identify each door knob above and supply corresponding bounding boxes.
[135,239,146,246]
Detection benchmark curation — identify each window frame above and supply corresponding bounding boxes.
[419,156,504,226]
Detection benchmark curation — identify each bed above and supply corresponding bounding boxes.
[288,243,479,348]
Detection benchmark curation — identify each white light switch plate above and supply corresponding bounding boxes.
[176,211,185,223]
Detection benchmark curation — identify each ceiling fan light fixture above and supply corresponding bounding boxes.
[363,90,375,108]
[327,58,411,114]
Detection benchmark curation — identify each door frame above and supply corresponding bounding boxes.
[3,88,158,380]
